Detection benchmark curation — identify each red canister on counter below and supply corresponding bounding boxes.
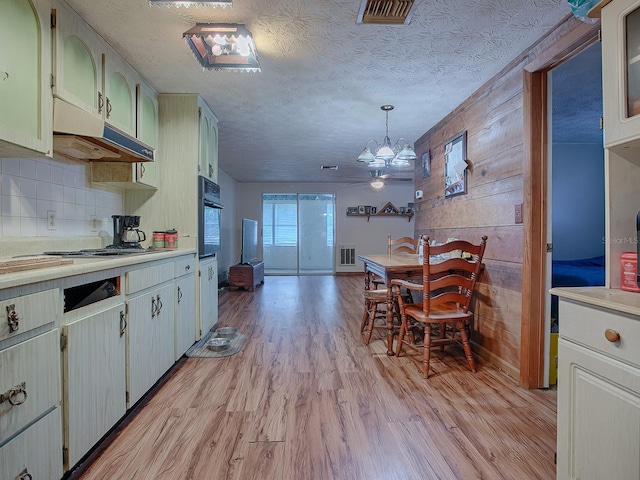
[152,231,166,249]
[165,229,178,249]
[620,252,640,292]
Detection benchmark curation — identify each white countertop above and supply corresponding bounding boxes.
[0,248,196,290]
[550,286,640,317]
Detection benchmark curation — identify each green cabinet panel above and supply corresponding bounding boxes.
[141,96,157,147]
[197,97,218,180]
[0,0,52,157]
[62,35,96,109]
[107,71,132,130]
[51,0,103,119]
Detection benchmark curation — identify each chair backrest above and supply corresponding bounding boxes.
[388,235,418,255]
[421,236,487,314]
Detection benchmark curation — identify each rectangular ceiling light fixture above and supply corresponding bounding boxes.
[149,1,232,7]
[356,0,416,25]
[183,23,261,72]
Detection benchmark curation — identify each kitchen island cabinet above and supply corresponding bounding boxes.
[552,287,640,480]
[0,0,53,158]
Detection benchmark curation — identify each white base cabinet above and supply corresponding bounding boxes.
[199,257,218,337]
[127,282,175,407]
[0,407,63,480]
[62,303,127,470]
[556,295,640,480]
[175,256,196,359]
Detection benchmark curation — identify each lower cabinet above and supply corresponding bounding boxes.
[175,273,196,360]
[0,406,63,480]
[62,304,127,470]
[556,297,640,480]
[127,282,175,406]
[199,257,218,337]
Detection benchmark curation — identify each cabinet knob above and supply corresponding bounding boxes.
[16,468,32,480]
[604,329,620,343]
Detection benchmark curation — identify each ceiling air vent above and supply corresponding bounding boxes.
[321,165,339,170]
[356,0,416,25]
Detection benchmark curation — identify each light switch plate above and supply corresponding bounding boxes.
[515,203,523,224]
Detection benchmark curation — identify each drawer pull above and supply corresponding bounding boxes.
[156,295,163,315]
[185,264,191,272]
[1,381,27,406]
[177,286,183,304]
[604,329,620,343]
[151,297,157,318]
[6,303,19,332]
[119,310,127,337]
[16,468,32,480]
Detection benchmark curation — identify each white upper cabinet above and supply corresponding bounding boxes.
[51,0,103,121]
[103,41,138,137]
[602,0,640,147]
[198,96,218,181]
[0,0,53,157]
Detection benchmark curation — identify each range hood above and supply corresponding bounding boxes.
[52,98,155,163]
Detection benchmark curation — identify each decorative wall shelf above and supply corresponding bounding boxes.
[346,212,413,222]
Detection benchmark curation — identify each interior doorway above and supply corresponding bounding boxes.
[262,193,335,275]
[545,43,605,387]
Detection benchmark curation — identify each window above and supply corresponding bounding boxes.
[263,194,298,247]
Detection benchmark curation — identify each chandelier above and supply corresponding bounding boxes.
[149,1,232,7]
[183,24,261,72]
[357,105,416,168]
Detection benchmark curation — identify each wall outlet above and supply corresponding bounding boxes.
[514,203,523,224]
[47,210,56,230]
[415,189,424,199]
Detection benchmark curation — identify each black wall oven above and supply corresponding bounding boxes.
[198,176,223,259]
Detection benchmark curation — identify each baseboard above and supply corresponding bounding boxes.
[335,271,363,276]
[472,342,519,383]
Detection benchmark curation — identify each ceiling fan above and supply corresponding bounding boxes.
[348,169,413,189]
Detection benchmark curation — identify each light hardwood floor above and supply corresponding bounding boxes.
[71,275,556,480]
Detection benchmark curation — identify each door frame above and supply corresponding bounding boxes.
[521,18,600,388]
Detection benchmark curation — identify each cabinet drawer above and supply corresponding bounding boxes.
[559,299,640,368]
[0,406,63,480]
[126,262,174,294]
[0,289,60,342]
[175,256,195,278]
[0,330,61,443]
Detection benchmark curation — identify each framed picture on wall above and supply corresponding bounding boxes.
[421,150,431,179]
[444,131,468,198]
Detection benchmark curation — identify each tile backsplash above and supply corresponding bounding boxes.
[0,156,123,238]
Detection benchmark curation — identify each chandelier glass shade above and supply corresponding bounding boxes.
[183,23,260,72]
[357,105,416,168]
[149,1,232,7]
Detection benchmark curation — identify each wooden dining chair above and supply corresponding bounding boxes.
[391,235,487,377]
[371,235,419,289]
[363,235,419,344]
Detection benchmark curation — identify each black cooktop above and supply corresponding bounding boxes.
[43,248,153,257]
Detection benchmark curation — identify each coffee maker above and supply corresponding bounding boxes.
[110,215,147,249]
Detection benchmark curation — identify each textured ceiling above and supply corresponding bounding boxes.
[63,0,574,183]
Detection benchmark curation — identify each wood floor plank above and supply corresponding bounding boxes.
[70,275,556,480]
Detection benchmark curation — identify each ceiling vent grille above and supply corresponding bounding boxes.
[321,165,339,170]
[356,0,416,25]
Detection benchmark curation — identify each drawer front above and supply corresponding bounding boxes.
[175,256,195,278]
[559,299,640,368]
[0,406,63,480]
[0,289,60,341]
[126,262,175,295]
[0,329,61,443]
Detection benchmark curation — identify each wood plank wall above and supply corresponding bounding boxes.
[412,14,584,379]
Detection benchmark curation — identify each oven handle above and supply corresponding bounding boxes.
[203,199,224,209]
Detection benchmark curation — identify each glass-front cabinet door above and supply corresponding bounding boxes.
[602,0,640,147]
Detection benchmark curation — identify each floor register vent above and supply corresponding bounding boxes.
[340,245,356,266]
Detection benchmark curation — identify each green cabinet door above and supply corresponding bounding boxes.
[0,0,52,156]
[51,0,102,118]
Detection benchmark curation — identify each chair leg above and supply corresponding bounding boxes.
[395,314,407,357]
[365,302,377,345]
[360,299,370,333]
[458,320,476,373]
[423,324,432,378]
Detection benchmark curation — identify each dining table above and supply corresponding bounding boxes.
[357,253,424,355]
